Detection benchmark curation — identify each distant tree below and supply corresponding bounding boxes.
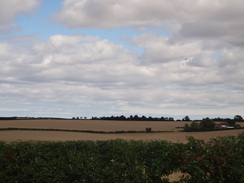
[184,123,190,131]
[182,116,191,121]
[146,127,152,132]
[168,117,174,121]
[200,118,215,129]
[141,115,147,121]
[212,117,224,122]
[0,116,17,120]
[190,121,201,131]
[184,121,200,132]
[227,120,236,126]
[119,115,126,120]
[133,115,139,121]
[129,115,134,120]
[234,115,243,122]
[91,115,176,121]
[160,116,165,121]
[184,118,216,132]
[148,116,153,121]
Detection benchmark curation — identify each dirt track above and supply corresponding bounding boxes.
[0,120,244,143]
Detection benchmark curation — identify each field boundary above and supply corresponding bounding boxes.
[1,127,243,134]
[0,127,173,134]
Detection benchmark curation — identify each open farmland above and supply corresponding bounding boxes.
[0,119,191,132]
[0,119,244,142]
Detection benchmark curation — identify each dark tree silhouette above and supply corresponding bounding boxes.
[234,115,243,122]
[200,118,215,129]
[182,116,191,121]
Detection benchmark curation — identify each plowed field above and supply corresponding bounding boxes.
[0,119,243,142]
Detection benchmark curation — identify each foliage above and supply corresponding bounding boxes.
[0,133,244,182]
[179,133,244,182]
[0,117,17,120]
[234,115,243,122]
[182,116,191,121]
[146,127,152,132]
[184,121,201,132]
[200,118,215,129]
[91,115,175,121]
[184,118,216,132]
[212,115,243,122]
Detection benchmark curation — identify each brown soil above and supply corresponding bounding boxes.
[0,120,243,143]
[0,119,192,132]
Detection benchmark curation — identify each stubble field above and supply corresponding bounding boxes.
[0,119,244,143]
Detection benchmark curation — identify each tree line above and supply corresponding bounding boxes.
[91,115,174,121]
[1,114,243,122]
[212,115,243,122]
[0,117,17,120]
[86,115,244,122]
[184,116,244,132]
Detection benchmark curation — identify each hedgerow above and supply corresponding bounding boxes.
[0,133,244,182]
[0,127,173,133]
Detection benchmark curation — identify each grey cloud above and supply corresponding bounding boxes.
[1,33,244,117]
[0,35,151,88]
[54,0,243,28]
[0,24,19,34]
[130,33,216,67]
[0,0,39,24]
[2,0,244,118]
[179,21,244,46]
[54,0,244,47]
[1,34,243,90]
[54,0,188,28]
[0,0,39,36]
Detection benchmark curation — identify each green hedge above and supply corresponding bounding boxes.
[1,133,244,182]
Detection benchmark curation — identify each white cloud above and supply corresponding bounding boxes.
[54,0,202,28]
[0,0,39,33]
[54,0,244,48]
[54,0,243,28]
[0,0,39,24]
[1,0,244,118]
[1,33,244,117]
[131,33,208,64]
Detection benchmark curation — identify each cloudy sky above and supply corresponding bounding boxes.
[1,0,244,119]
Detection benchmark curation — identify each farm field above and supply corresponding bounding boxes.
[0,119,244,142]
[0,119,192,132]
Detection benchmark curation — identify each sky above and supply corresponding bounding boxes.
[1,0,244,119]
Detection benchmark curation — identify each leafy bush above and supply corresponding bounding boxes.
[200,118,215,129]
[0,133,244,182]
[184,118,216,132]
[178,134,244,182]
[184,121,201,132]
